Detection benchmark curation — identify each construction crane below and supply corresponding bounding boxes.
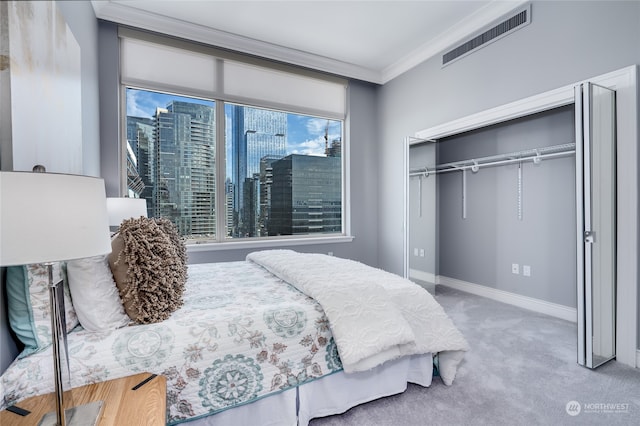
[324,120,329,156]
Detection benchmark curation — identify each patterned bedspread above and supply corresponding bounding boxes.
[0,261,343,424]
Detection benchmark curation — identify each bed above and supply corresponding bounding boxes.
[0,248,467,425]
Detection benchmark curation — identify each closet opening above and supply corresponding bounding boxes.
[408,106,576,309]
[403,65,637,369]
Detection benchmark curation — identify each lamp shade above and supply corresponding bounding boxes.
[106,197,148,227]
[0,171,112,266]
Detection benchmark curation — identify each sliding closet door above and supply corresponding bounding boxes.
[576,83,616,368]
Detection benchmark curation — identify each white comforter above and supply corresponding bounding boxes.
[246,250,468,385]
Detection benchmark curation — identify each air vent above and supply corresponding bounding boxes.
[442,4,531,66]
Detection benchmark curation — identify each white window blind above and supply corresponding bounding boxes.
[119,32,346,118]
[223,60,346,118]
[121,37,217,96]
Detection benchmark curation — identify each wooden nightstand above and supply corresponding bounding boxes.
[0,372,166,425]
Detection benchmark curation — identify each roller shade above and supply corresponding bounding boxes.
[121,37,216,96]
[223,60,346,117]
[120,33,346,118]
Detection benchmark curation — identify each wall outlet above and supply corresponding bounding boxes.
[414,248,419,256]
[327,251,333,256]
[511,263,519,274]
[523,265,531,277]
[419,249,425,257]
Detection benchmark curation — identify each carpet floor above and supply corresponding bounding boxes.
[310,285,640,426]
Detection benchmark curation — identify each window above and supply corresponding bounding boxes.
[121,30,346,245]
[225,103,342,240]
[126,90,216,239]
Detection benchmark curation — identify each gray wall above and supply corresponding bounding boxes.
[57,1,101,177]
[97,20,121,197]
[377,1,640,346]
[437,106,576,307]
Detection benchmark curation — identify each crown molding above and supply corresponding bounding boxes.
[91,1,382,83]
[92,1,528,85]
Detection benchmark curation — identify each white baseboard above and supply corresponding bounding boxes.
[437,276,577,323]
[409,269,436,294]
[409,269,436,284]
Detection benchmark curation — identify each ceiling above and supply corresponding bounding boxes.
[91,0,527,84]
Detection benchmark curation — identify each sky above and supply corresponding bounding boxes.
[126,88,342,158]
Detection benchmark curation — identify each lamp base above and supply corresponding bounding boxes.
[38,400,104,426]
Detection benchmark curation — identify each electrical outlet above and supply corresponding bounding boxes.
[419,249,425,257]
[511,263,519,274]
[327,252,333,256]
[414,248,419,256]
[523,265,531,277]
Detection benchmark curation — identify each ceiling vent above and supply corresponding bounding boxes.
[442,3,531,67]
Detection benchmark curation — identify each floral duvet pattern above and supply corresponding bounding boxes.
[0,261,342,424]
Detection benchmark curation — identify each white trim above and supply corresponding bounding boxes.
[408,270,436,294]
[437,276,577,323]
[403,137,409,279]
[636,350,640,369]
[606,65,639,368]
[92,0,379,83]
[414,85,575,142]
[414,66,636,142]
[409,269,436,284]
[186,235,354,253]
[92,1,528,84]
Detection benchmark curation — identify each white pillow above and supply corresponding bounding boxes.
[66,255,130,332]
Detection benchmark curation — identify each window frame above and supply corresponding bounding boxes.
[119,30,352,249]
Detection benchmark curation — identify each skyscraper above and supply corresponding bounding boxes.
[258,155,282,237]
[151,101,216,237]
[126,116,154,199]
[229,105,286,237]
[269,154,341,236]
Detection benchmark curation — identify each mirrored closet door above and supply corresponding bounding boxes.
[575,82,617,368]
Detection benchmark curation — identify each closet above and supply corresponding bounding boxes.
[409,106,576,308]
[404,66,638,369]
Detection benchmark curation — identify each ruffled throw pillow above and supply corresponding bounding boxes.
[108,217,187,324]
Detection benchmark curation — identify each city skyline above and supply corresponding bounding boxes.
[126,88,342,157]
[126,89,343,240]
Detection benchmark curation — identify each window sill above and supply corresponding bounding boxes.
[186,235,355,253]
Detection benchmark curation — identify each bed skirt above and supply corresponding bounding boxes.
[186,353,433,425]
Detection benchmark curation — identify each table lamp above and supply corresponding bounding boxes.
[0,170,112,425]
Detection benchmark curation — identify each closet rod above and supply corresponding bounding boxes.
[436,150,574,174]
[435,142,575,174]
[409,168,430,177]
[409,142,575,177]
